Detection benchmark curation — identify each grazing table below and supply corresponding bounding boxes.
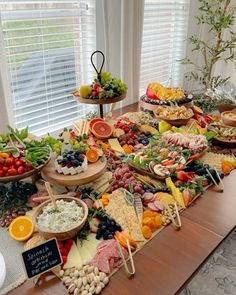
[9,103,236,295]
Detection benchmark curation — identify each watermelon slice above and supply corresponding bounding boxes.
[89,117,104,132]
[92,121,112,139]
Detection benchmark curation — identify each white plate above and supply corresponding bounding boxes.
[0,252,6,289]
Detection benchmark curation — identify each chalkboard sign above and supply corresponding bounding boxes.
[22,238,62,279]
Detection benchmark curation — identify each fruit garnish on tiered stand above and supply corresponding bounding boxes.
[72,51,127,118]
[139,82,193,113]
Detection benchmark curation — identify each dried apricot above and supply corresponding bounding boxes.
[154,214,162,228]
[142,217,152,225]
[143,210,157,218]
[141,225,152,239]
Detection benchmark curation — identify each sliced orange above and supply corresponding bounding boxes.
[9,216,34,242]
[86,148,99,163]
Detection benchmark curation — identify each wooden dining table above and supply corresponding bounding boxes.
[9,103,236,295]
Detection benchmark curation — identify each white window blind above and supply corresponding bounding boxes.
[140,0,190,94]
[0,0,96,135]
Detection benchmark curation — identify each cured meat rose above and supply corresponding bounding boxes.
[90,239,128,273]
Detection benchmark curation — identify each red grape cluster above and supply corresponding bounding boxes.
[118,131,138,147]
[110,163,144,194]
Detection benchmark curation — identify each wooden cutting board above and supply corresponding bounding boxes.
[41,157,107,186]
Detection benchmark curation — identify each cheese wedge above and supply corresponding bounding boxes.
[76,238,93,265]
[63,241,83,269]
[108,138,124,154]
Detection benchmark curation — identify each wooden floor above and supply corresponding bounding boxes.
[10,103,236,295]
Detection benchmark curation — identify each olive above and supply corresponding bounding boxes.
[0,221,6,227]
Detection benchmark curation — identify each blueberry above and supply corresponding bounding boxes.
[71,160,80,167]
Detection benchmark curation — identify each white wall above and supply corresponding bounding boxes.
[183,0,236,92]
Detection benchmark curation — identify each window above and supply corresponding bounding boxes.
[140,0,190,94]
[0,0,96,135]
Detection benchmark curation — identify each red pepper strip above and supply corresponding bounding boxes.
[146,86,158,99]
[176,171,195,181]
[188,153,201,160]
[57,239,73,265]
[161,159,175,166]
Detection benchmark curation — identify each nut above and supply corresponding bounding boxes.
[94,267,99,275]
[74,288,79,295]
[82,276,87,286]
[103,276,109,285]
[87,266,94,273]
[81,290,88,295]
[65,269,70,276]
[95,285,102,294]
[99,282,105,289]
[83,265,89,272]
[80,270,85,277]
[76,278,82,288]
[99,272,106,281]
[59,269,64,277]
[89,286,95,293]
[65,278,72,286]
[94,276,100,284]
[68,283,76,293]
[74,270,79,278]
[90,281,96,287]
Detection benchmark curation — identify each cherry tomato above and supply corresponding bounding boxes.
[5,158,14,167]
[3,167,8,173]
[17,166,25,174]
[0,158,4,164]
[24,162,32,171]
[15,160,23,167]
[8,168,18,176]
[0,170,5,177]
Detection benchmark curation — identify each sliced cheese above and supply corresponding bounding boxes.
[86,233,101,246]
[108,138,124,154]
[63,241,83,269]
[76,239,94,265]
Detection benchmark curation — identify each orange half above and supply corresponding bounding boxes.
[9,216,34,242]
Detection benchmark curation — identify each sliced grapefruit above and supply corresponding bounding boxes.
[9,216,34,241]
[89,117,104,132]
[92,121,112,139]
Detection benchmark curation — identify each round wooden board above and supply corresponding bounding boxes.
[73,91,126,105]
[41,157,107,186]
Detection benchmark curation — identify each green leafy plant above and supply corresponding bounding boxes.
[181,0,236,91]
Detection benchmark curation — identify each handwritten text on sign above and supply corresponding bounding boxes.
[22,238,62,279]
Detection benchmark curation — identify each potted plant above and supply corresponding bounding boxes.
[181,0,236,113]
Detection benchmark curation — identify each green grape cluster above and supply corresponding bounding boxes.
[72,142,89,153]
[93,71,127,98]
[100,71,111,86]
[111,77,127,93]
[42,135,62,155]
